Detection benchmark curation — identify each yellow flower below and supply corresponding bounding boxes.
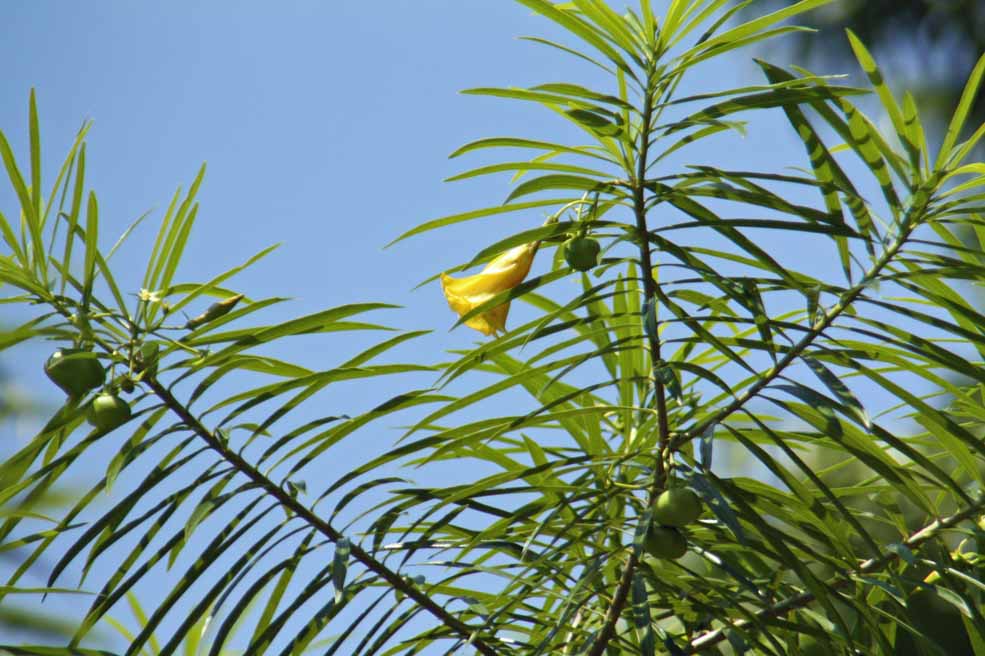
[441,242,538,336]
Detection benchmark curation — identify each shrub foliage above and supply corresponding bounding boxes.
[2,1,985,654]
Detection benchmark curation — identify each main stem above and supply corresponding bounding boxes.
[587,62,671,656]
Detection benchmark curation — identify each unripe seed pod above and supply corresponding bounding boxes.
[653,488,702,527]
[44,348,106,398]
[644,526,687,560]
[563,236,600,272]
[88,393,132,431]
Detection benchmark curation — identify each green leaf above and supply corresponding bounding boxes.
[143,164,206,323]
[801,356,869,428]
[386,198,569,247]
[662,86,866,135]
[937,50,985,170]
[512,0,639,83]
[0,124,43,276]
[693,0,830,55]
[533,83,634,109]
[446,160,611,183]
[0,647,120,656]
[901,91,928,175]
[518,36,616,76]
[28,89,42,232]
[60,142,87,296]
[570,0,643,61]
[332,537,351,603]
[846,30,906,149]
[564,108,624,137]
[81,192,99,309]
[505,174,616,203]
[631,572,656,656]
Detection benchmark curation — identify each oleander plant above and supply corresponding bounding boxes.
[3,1,985,654]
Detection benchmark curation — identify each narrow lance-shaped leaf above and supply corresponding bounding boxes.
[332,536,351,603]
[936,50,985,170]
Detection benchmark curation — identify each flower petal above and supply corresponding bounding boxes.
[440,242,537,336]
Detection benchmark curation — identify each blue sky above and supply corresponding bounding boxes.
[0,1,909,651]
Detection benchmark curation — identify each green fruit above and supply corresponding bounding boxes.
[653,488,702,527]
[45,348,106,398]
[644,526,687,560]
[88,393,131,431]
[563,236,600,272]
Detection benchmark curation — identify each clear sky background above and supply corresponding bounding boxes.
[0,1,906,652]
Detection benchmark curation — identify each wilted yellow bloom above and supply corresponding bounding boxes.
[441,242,538,336]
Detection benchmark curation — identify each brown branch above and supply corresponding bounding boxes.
[144,377,501,656]
[684,496,985,653]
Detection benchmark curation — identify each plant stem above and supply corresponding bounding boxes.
[587,60,670,656]
[144,376,501,656]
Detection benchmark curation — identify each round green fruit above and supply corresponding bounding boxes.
[653,488,702,527]
[644,526,687,560]
[563,236,600,272]
[45,348,106,398]
[88,393,131,431]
